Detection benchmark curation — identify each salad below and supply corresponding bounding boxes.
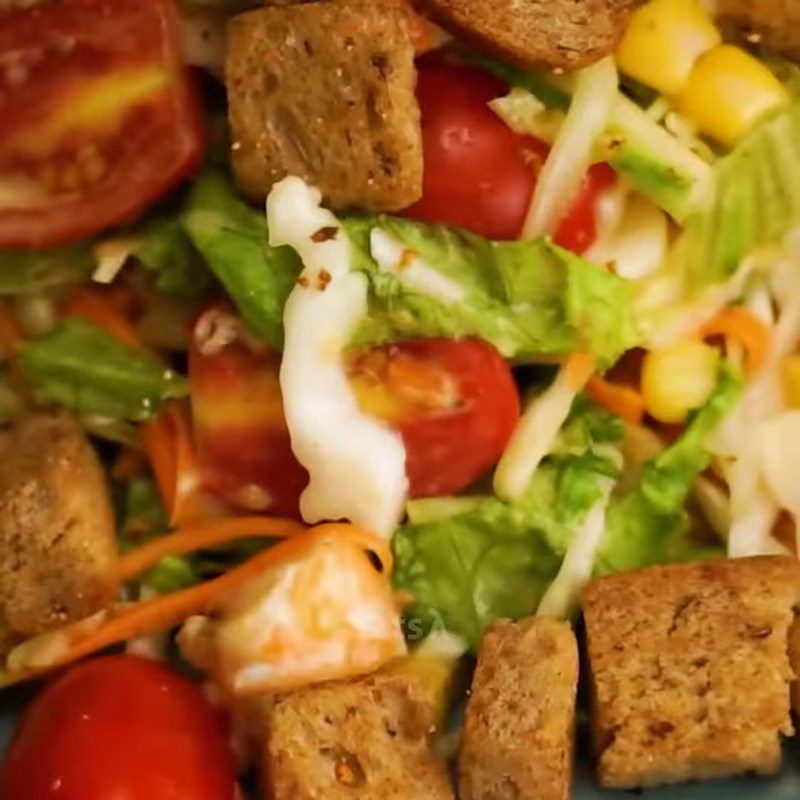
[1,0,800,797]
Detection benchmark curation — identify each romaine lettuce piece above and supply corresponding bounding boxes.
[0,245,94,295]
[181,170,302,349]
[135,217,213,298]
[392,401,623,645]
[345,217,640,367]
[597,362,742,572]
[392,370,739,647]
[18,318,187,420]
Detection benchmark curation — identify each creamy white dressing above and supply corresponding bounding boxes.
[267,177,408,536]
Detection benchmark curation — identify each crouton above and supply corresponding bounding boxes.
[414,0,636,70]
[458,617,578,800]
[717,0,800,62]
[264,669,455,799]
[0,414,118,636]
[582,556,800,789]
[225,0,422,210]
[790,614,800,716]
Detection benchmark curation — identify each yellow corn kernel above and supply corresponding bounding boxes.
[677,45,789,145]
[642,340,720,424]
[616,0,721,95]
[781,355,800,408]
[385,652,462,730]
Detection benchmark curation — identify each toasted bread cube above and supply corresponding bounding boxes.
[458,617,578,800]
[0,414,118,636]
[264,670,454,799]
[718,0,800,63]
[226,0,422,210]
[582,556,800,789]
[789,614,800,716]
[415,0,635,70]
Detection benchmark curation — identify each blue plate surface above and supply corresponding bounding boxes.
[2,691,799,798]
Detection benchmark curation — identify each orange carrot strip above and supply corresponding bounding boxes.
[111,448,147,482]
[140,400,221,528]
[700,306,770,374]
[0,298,34,407]
[64,288,145,350]
[1,523,391,687]
[564,352,596,390]
[586,374,645,425]
[117,516,306,581]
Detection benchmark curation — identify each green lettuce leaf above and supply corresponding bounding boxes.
[344,217,640,367]
[392,401,623,646]
[135,218,213,298]
[18,318,187,420]
[181,170,302,349]
[598,362,742,572]
[0,245,94,295]
[393,370,739,647]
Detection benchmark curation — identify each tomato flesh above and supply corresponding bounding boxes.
[0,656,237,800]
[0,0,205,248]
[348,337,520,497]
[189,307,309,518]
[404,60,612,252]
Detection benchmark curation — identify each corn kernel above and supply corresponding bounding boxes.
[781,355,800,409]
[677,45,789,145]
[385,652,461,729]
[642,340,720,424]
[616,0,721,95]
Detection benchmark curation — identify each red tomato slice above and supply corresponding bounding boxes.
[0,0,205,248]
[403,60,613,252]
[189,306,309,518]
[347,338,520,497]
[0,656,237,800]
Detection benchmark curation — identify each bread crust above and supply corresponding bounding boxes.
[226,0,422,210]
[582,556,800,789]
[458,617,578,800]
[413,0,636,70]
[0,413,118,636]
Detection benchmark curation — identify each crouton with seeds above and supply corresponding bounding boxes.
[226,0,422,210]
[414,0,636,70]
[459,617,579,800]
[263,669,454,799]
[582,556,800,789]
[0,413,118,636]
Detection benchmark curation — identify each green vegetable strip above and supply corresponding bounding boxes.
[181,170,302,349]
[344,216,640,368]
[0,245,94,296]
[18,318,187,421]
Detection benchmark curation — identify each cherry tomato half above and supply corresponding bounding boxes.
[403,60,613,252]
[189,306,309,518]
[0,656,237,800]
[348,337,520,497]
[0,0,206,248]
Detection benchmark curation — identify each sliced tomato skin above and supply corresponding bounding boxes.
[0,0,206,248]
[0,656,237,800]
[188,309,309,518]
[404,60,613,252]
[349,338,521,498]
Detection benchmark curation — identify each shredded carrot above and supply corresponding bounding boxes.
[140,400,224,527]
[564,352,596,390]
[586,374,645,425]
[64,288,145,350]
[117,516,306,581]
[111,448,147,482]
[1,523,391,687]
[0,298,34,407]
[700,306,770,374]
